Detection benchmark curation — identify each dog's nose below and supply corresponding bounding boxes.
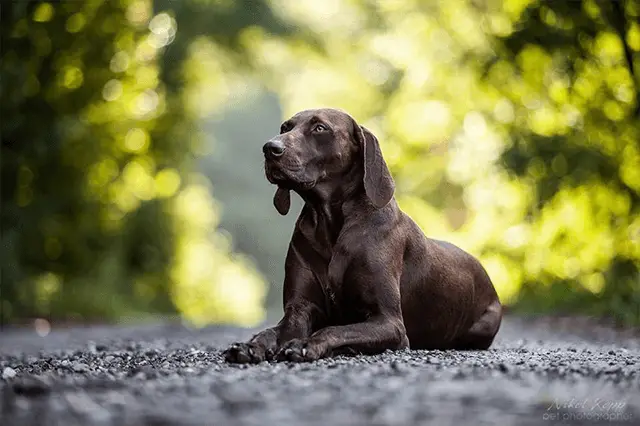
[263,140,285,158]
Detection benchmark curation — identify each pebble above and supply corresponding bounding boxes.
[498,362,510,373]
[2,367,17,379]
[72,362,89,373]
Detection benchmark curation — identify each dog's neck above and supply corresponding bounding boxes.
[296,162,365,239]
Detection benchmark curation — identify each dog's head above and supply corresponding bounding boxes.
[263,108,395,215]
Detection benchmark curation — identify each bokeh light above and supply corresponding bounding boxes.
[2,0,639,326]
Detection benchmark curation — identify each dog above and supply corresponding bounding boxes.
[224,108,502,363]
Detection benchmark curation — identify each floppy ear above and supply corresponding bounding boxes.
[273,186,291,215]
[356,125,395,208]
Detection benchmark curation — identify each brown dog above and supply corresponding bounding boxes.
[224,108,502,363]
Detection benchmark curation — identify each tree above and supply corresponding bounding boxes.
[3,0,638,326]
[0,0,291,325]
[485,0,640,323]
[225,0,639,324]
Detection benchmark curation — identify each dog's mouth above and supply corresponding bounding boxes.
[299,180,316,190]
[264,162,288,183]
[268,167,287,182]
[265,163,316,190]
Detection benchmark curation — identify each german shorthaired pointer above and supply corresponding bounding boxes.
[225,108,502,363]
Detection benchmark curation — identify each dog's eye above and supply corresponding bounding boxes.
[280,125,289,134]
[313,124,327,133]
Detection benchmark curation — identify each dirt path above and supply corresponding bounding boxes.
[1,315,639,426]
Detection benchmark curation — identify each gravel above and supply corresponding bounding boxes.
[2,368,17,380]
[0,315,639,426]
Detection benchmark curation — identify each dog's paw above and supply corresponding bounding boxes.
[275,339,322,363]
[223,342,273,364]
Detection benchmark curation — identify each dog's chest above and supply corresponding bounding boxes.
[323,252,370,325]
[299,211,367,323]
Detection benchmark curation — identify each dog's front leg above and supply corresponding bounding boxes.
[276,316,408,362]
[224,297,324,362]
[224,258,326,364]
[224,325,280,364]
[277,265,409,362]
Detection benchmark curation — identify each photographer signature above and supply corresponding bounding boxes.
[547,398,627,412]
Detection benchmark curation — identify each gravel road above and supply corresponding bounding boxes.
[1,315,639,426]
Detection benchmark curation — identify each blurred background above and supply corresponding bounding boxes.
[1,0,639,331]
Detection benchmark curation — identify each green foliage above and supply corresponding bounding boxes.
[1,0,171,321]
[0,0,279,325]
[2,0,638,326]
[220,0,639,324]
[484,0,640,324]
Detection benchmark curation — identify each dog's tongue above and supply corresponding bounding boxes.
[273,186,291,215]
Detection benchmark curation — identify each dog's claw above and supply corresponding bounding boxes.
[301,347,307,357]
[224,342,267,364]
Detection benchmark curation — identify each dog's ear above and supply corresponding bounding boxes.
[273,186,291,215]
[355,125,395,208]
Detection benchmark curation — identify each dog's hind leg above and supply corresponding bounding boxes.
[453,299,502,350]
